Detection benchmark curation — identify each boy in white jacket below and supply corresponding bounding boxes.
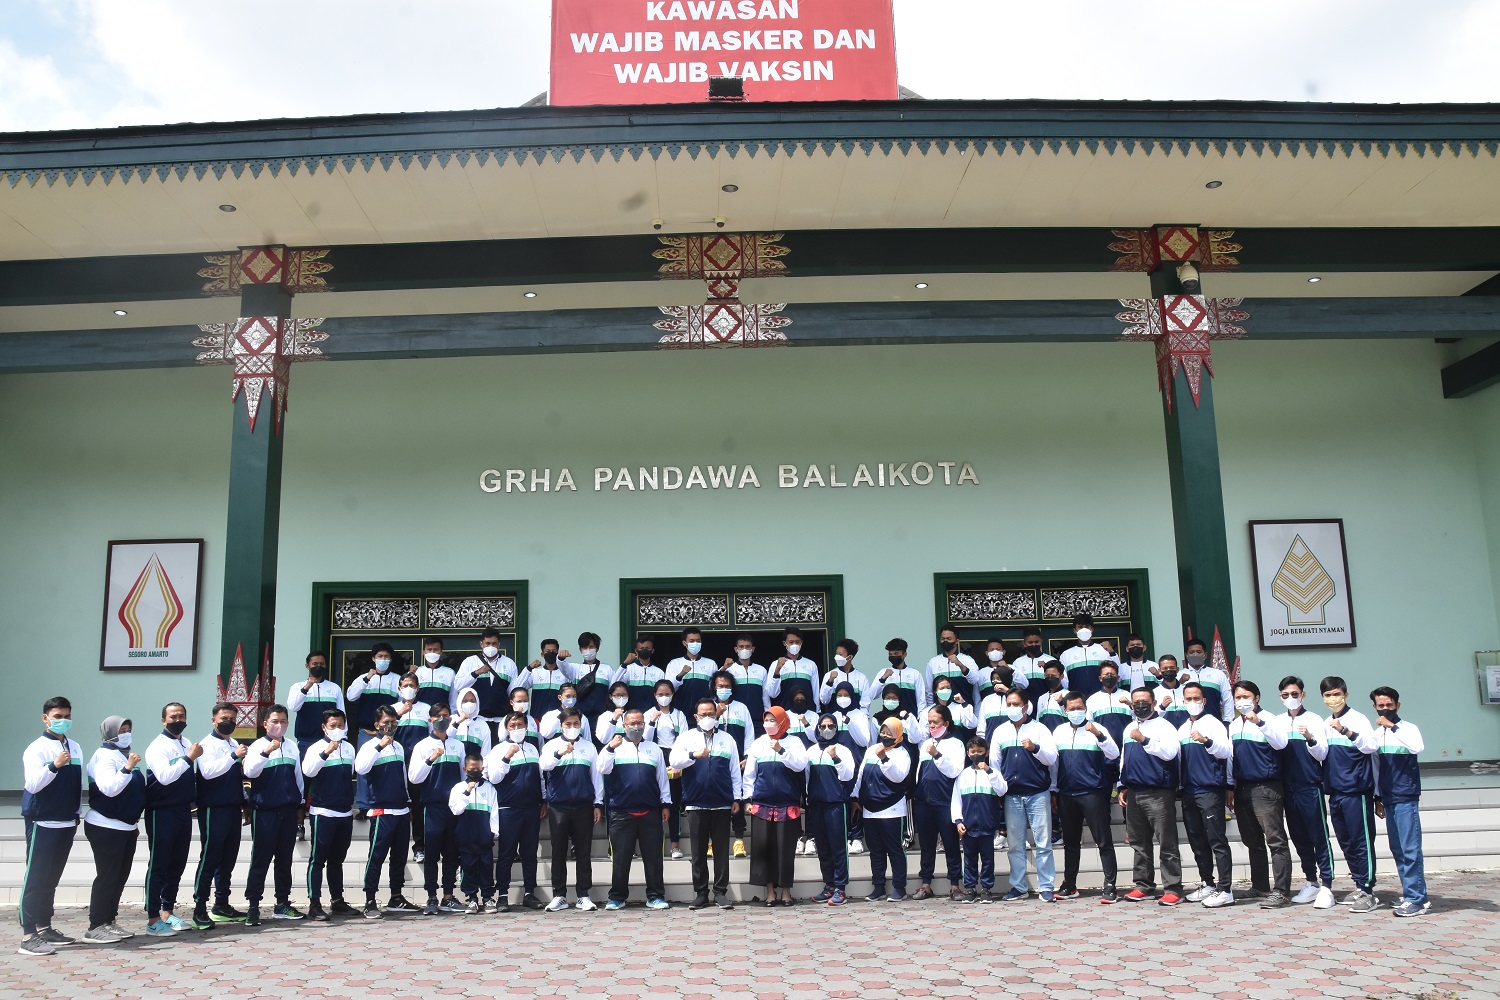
[448,751,500,912]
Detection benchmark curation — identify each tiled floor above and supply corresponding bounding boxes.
[1,870,1496,999]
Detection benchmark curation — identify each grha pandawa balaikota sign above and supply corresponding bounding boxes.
[550,0,898,106]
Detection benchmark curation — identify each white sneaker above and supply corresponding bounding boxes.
[1185,883,1214,903]
[1313,887,1337,909]
[847,839,864,855]
[1292,883,1320,904]
[994,834,1007,851]
[1202,890,1235,908]
[669,847,684,859]
[545,896,570,912]
[575,896,597,912]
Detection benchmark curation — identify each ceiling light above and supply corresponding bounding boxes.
[1204,180,1223,189]
[112,308,128,316]
[1307,276,1322,283]
[914,282,929,289]
[218,203,237,212]
[721,183,739,193]
[523,291,538,299]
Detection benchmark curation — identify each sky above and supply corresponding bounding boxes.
[1,0,1498,133]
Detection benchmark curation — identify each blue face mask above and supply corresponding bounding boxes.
[47,718,72,736]
[686,642,702,655]
[936,688,953,703]
[1066,709,1087,727]
[716,688,732,702]
[560,697,576,709]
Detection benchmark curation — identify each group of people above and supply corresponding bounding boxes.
[17,615,1431,957]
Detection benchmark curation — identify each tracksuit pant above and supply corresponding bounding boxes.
[143,807,192,916]
[1059,790,1117,890]
[20,823,73,936]
[666,775,683,843]
[406,783,426,853]
[845,800,864,845]
[307,814,353,904]
[1283,783,1335,887]
[458,830,496,899]
[1181,789,1233,892]
[363,812,410,901]
[960,831,995,890]
[1235,781,1292,894]
[686,808,731,896]
[548,804,595,896]
[1123,786,1180,893]
[607,810,665,902]
[423,807,459,899]
[245,806,299,908]
[807,802,848,889]
[913,799,961,886]
[193,805,242,912]
[864,815,907,896]
[1384,798,1427,906]
[495,807,541,899]
[1328,791,1377,893]
[354,731,377,810]
[84,823,136,930]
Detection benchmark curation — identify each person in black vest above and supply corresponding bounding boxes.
[143,701,202,935]
[242,704,305,925]
[192,701,249,928]
[83,715,143,944]
[19,696,83,957]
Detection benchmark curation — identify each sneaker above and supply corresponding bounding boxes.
[980,889,996,903]
[947,887,965,901]
[1260,891,1291,909]
[812,887,834,903]
[1123,888,1154,903]
[706,841,713,858]
[646,896,671,910]
[145,919,178,936]
[412,848,426,863]
[1001,888,1027,902]
[604,899,626,911]
[732,839,747,858]
[210,903,247,923]
[887,892,907,902]
[306,904,329,923]
[1203,890,1235,908]
[960,889,977,904]
[1055,887,1081,901]
[669,846,685,859]
[1186,883,1214,903]
[244,907,261,928]
[522,893,545,911]
[1348,893,1381,913]
[329,900,360,917]
[827,889,847,906]
[35,927,75,946]
[463,897,481,915]
[910,887,934,901]
[83,926,122,944]
[1340,889,1368,906]
[363,901,384,919]
[422,899,439,916]
[1313,887,1337,909]
[688,892,710,910]
[848,839,865,855]
[993,833,1007,851]
[17,936,56,957]
[1039,891,1056,903]
[1242,887,1269,899]
[576,896,597,912]
[385,896,421,914]
[1099,887,1119,904]
[103,922,135,939]
[545,895,570,912]
[1158,892,1183,907]
[164,914,192,932]
[1392,900,1427,917]
[864,890,887,902]
[439,896,468,914]
[190,911,214,931]
[1292,883,1321,905]
[297,822,306,842]
[272,903,303,920]
[714,893,734,909]
[492,898,510,913]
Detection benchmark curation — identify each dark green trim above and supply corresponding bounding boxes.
[617,575,845,662]
[933,570,1155,653]
[1442,340,1500,397]
[308,579,530,663]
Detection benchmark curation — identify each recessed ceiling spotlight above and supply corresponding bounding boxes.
[1307,276,1322,283]
[721,183,739,193]
[914,282,929,289]
[113,308,128,316]
[523,291,538,298]
[1204,180,1223,189]
[218,203,237,212]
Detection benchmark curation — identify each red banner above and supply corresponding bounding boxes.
[550,0,898,106]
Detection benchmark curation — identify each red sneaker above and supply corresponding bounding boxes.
[1158,892,1184,907]
[1123,887,1155,902]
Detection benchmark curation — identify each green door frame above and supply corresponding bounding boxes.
[309,579,530,663]
[933,569,1154,651]
[618,575,846,661]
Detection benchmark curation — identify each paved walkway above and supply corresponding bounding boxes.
[1,870,1497,1000]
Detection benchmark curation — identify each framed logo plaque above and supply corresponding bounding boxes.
[100,538,204,670]
[1249,519,1355,650]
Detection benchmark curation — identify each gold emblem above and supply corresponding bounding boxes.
[1271,535,1337,625]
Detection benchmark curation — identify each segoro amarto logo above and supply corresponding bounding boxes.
[117,553,186,657]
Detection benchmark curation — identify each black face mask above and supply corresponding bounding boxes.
[1046,676,1062,690]
[887,654,904,667]
[1127,647,1145,660]
[792,700,808,712]
[637,650,653,663]
[1100,677,1119,692]
[309,668,327,681]
[1377,710,1399,723]
[940,641,957,653]
[1159,670,1179,684]
[968,755,986,765]
[880,735,898,748]
[165,720,188,737]
[1024,645,1042,657]
[214,720,236,736]
[465,771,484,783]
[1132,703,1154,720]
[543,651,558,665]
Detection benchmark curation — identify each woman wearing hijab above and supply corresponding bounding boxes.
[742,706,809,905]
[806,712,856,905]
[84,716,145,943]
[853,715,912,901]
[827,681,872,855]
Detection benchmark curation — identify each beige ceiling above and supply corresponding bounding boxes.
[3,143,1500,261]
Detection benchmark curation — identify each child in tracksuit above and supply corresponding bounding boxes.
[407,703,466,915]
[450,751,500,911]
[951,736,1008,902]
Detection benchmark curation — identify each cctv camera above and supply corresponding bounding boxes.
[1175,262,1201,293]
[651,218,663,231]
[713,216,727,229]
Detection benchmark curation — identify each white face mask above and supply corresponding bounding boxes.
[113,732,133,750]
[836,696,852,710]
[1076,628,1093,644]
[736,648,753,661]
[513,702,529,715]
[613,696,629,708]
[686,642,702,655]
[581,649,597,663]
[697,716,717,731]
[1005,705,1025,723]
[1281,695,1302,711]
[327,727,347,742]
[424,652,442,665]
[834,654,849,669]
[482,645,500,658]
[987,649,1005,662]
[1185,702,1205,718]
[786,643,802,656]
[507,728,526,744]
[561,726,581,741]
[655,694,673,708]
[460,701,478,718]
[1235,699,1256,716]
[399,688,417,702]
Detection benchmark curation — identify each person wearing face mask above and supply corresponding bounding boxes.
[646,679,692,859]
[190,702,249,929]
[598,708,674,910]
[765,627,820,711]
[449,751,501,913]
[1011,627,1056,704]
[407,703,467,916]
[870,680,920,844]
[988,690,1059,901]
[805,713,857,905]
[487,712,546,912]
[453,629,522,742]
[82,715,143,945]
[242,705,305,926]
[540,707,605,912]
[393,673,433,863]
[725,635,771,733]
[1272,676,1335,909]
[451,686,493,758]
[287,651,342,843]
[1119,633,1159,693]
[743,706,810,906]
[668,628,717,715]
[142,702,203,935]
[409,637,455,710]
[702,673,754,858]
[818,638,868,712]
[1175,683,1234,909]
[930,678,978,747]
[570,631,615,719]
[825,681,872,856]
[1033,662,1072,733]
[539,683,581,741]
[1180,638,1232,723]
[1152,656,1188,730]
[19,696,84,955]
[1052,692,1120,903]
[1085,662,1132,801]
[1060,615,1110,700]
[1226,681,1293,907]
[951,736,1008,903]
[1368,686,1428,918]
[301,709,359,922]
[978,667,1016,743]
[506,687,543,751]
[907,705,965,900]
[1318,675,1380,911]
[354,705,420,918]
[597,681,637,747]
[1117,687,1183,905]
[865,638,927,717]
[928,627,986,707]
[983,639,1011,687]
[347,643,403,814]
[616,636,667,711]
[668,698,743,909]
[853,717,912,901]
[521,638,579,721]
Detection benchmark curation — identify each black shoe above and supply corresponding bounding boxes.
[385,895,421,914]
[245,907,261,927]
[522,893,545,911]
[307,903,329,922]
[35,927,75,946]
[355,809,368,821]
[210,903,247,923]
[422,899,439,916]
[714,892,733,909]
[412,848,426,863]
[688,892,710,910]
[329,900,359,918]
[296,822,306,842]
[362,901,383,920]
[493,899,511,914]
